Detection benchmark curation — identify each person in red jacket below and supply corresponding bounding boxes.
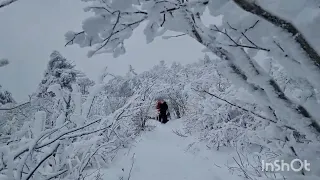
[156,99,169,123]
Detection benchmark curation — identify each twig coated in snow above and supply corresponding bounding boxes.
[0,0,18,9]
[127,153,135,180]
[44,169,68,180]
[213,163,222,168]
[172,129,188,137]
[162,33,187,39]
[192,88,275,122]
[25,143,60,180]
[193,88,298,130]
[0,101,30,111]
[211,24,269,52]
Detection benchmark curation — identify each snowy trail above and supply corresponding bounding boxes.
[97,119,242,180]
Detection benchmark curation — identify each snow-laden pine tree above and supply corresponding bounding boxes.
[0,85,16,136]
[0,58,9,67]
[0,51,95,140]
[0,59,14,105]
[37,51,82,97]
[0,85,15,105]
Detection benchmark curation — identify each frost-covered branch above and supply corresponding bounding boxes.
[0,101,30,111]
[194,88,298,131]
[127,153,135,180]
[62,124,112,139]
[197,12,320,138]
[36,118,102,149]
[65,5,148,57]
[162,33,186,39]
[12,119,101,160]
[211,25,269,52]
[0,0,18,9]
[232,0,320,86]
[64,31,85,46]
[44,169,68,180]
[172,129,188,137]
[24,142,60,180]
[194,89,275,122]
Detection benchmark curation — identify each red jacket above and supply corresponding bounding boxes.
[156,101,162,112]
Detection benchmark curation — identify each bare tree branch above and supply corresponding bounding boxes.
[227,20,260,43]
[65,31,85,46]
[161,13,166,27]
[87,96,96,118]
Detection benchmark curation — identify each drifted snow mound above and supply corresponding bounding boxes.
[84,119,242,180]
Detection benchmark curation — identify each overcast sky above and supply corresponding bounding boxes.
[0,0,219,102]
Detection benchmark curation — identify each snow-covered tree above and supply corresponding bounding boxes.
[0,58,9,67]
[0,59,14,105]
[0,72,139,180]
[0,51,96,139]
[0,85,17,136]
[76,76,95,95]
[0,85,15,105]
[65,1,320,179]
[37,51,82,97]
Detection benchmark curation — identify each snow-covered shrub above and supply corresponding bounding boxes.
[0,80,137,179]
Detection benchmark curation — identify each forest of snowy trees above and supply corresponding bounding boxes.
[1,0,320,180]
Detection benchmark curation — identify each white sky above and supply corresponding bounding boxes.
[0,0,219,102]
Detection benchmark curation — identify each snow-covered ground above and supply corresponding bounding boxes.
[85,119,242,180]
